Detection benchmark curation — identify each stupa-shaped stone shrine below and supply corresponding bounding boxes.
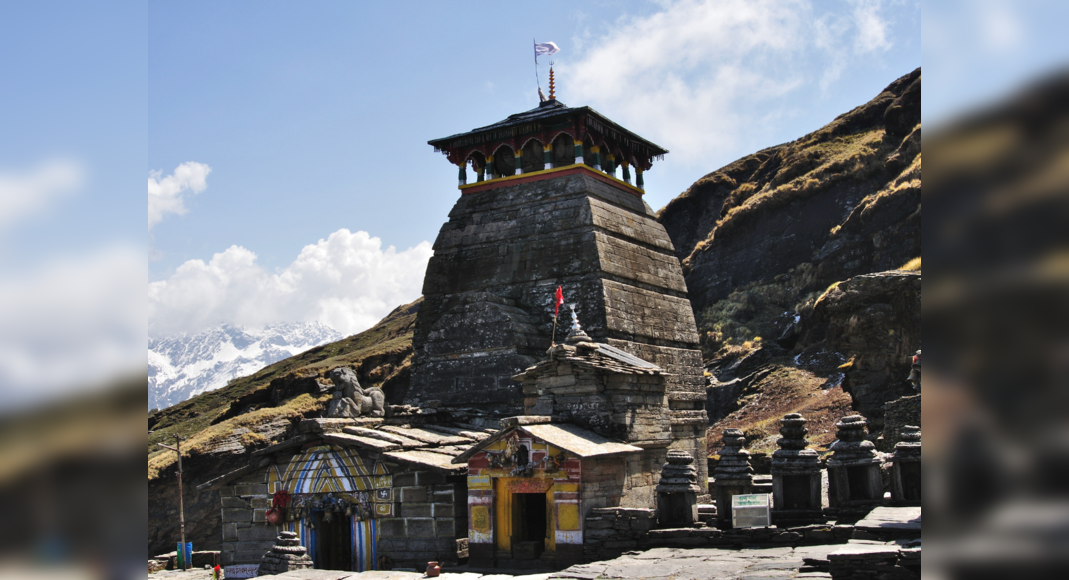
[771,414,824,525]
[827,415,884,508]
[713,428,755,528]
[256,531,313,576]
[891,425,921,505]
[656,450,701,527]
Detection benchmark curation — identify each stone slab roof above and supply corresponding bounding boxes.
[453,421,643,464]
[513,342,663,382]
[197,419,484,490]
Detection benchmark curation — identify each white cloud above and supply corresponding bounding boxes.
[852,0,892,54]
[0,160,82,231]
[563,0,900,164]
[148,228,433,337]
[148,161,211,230]
[0,244,146,407]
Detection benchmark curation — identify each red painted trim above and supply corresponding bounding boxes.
[460,165,644,197]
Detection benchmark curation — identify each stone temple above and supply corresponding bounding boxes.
[414,97,709,483]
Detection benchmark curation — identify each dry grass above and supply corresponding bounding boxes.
[899,257,921,271]
[707,365,855,456]
[148,392,329,480]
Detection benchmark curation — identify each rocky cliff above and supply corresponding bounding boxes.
[656,68,922,453]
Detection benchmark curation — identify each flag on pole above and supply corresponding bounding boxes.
[534,41,560,63]
[554,286,564,317]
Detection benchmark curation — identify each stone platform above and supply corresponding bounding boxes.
[851,506,921,541]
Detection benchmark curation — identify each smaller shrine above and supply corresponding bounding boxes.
[891,425,921,505]
[712,428,755,528]
[827,415,884,510]
[257,531,313,576]
[454,416,642,568]
[655,451,701,527]
[770,414,825,526]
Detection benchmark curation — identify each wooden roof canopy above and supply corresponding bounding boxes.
[428,99,668,171]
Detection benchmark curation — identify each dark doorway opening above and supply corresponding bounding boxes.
[314,511,352,571]
[846,467,872,500]
[899,462,921,501]
[511,492,546,559]
[781,475,812,509]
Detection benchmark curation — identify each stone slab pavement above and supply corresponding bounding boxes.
[151,545,838,580]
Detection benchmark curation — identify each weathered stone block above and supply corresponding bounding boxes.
[433,503,455,518]
[237,526,280,543]
[221,497,248,509]
[392,473,417,487]
[378,518,406,538]
[435,518,455,537]
[221,509,251,523]
[405,518,436,538]
[222,523,239,541]
[401,486,427,503]
[234,484,268,496]
[402,503,432,518]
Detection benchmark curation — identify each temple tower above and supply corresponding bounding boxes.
[414,97,708,483]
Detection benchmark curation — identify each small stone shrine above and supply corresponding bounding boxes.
[891,425,921,505]
[770,413,824,525]
[656,450,701,527]
[827,415,884,509]
[712,428,754,528]
[256,531,313,576]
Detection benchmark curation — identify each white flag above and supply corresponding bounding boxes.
[534,41,560,62]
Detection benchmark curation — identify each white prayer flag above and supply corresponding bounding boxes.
[534,41,560,62]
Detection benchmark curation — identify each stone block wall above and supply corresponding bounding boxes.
[583,507,657,561]
[880,394,920,452]
[219,468,280,566]
[411,172,708,457]
[375,471,467,570]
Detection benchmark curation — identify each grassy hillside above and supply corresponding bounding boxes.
[147,298,420,479]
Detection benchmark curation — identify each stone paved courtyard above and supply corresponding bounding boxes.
[150,544,842,580]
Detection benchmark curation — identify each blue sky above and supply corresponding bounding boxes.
[147,0,922,337]
[4,0,1065,405]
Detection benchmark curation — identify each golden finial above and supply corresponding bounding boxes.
[548,66,556,100]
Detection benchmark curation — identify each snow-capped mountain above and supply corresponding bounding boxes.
[148,322,342,410]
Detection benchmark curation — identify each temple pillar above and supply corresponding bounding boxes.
[574,140,584,165]
[636,168,644,190]
[514,150,523,175]
[621,162,631,184]
[590,146,601,171]
[458,162,467,187]
[543,143,552,170]
[486,155,495,179]
[605,154,615,177]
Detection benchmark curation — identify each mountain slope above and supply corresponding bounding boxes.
[656,68,921,454]
[148,322,342,410]
[660,67,920,355]
[148,298,420,557]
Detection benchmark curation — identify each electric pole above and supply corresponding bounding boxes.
[158,435,188,571]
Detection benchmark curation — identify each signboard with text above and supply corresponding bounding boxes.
[731,493,770,528]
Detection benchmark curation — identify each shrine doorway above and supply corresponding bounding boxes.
[511,492,547,555]
[314,511,352,571]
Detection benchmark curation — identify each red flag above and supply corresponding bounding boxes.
[554,286,564,317]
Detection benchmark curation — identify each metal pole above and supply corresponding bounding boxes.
[159,436,188,571]
[178,436,188,571]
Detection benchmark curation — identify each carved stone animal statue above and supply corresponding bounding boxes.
[326,367,386,418]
